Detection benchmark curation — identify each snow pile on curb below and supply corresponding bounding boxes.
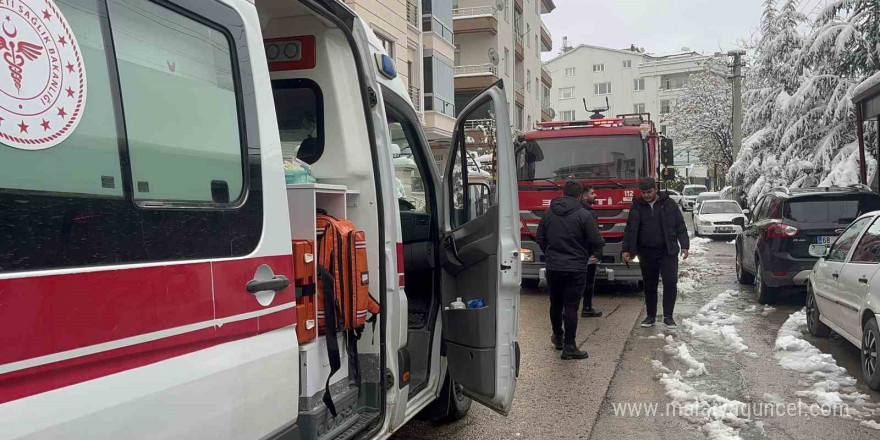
[684,290,749,353]
[691,237,713,247]
[653,367,751,440]
[775,310,879,421]
[663,335,708,377]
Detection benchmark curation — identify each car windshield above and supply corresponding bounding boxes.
[784,196,880,224]
[683,186,707,196]
[697,194,720,202]
[516,135,645,181]
[701,201,741,214]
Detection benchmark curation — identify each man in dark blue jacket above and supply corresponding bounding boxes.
[536,181,605,360]
[622,178,689,329]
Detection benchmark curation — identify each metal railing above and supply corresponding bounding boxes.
[540,21,551,40]
[463,118,496,130]
[406,1,419,27]
[515,31,524,46]
[408,85,421,111]
[514,81,524,95]
[452,6,495,17]
[454,63,498,76]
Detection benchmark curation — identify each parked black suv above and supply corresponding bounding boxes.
[736,185,880,303]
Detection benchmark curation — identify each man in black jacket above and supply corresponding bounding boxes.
[580,186,603,318]
[622,178,689,329]
[537,181,605,360]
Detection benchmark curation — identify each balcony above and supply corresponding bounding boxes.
[514,81,524,106]
[514,0,523,12]
[452,7,498,35]
[541,100,554,122]
[408,85,421,112]
[515,33,524,60]
[540,22,552,52]
[540,0,556,14]
[406,1,419,29]
[541,66,552,87]
[454,63,500,92]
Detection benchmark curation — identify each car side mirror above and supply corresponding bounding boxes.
[809,244,830,258]
[742,209,750,215]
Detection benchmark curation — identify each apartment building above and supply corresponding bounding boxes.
[344,0,457,147]
[451,0,555,149]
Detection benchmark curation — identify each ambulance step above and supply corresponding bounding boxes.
[332,410,380,440]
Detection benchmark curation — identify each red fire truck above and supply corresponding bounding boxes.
[516,113,664,286]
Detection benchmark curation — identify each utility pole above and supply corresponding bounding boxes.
[728,50,746,159]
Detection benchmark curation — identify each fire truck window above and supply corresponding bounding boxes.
[0,1,122,198]
[517,136,643,181]
[272,79,323,165]
[108,0,244,205]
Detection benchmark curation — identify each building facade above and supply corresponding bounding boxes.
[344,0,457,148]
[444,0,555,165]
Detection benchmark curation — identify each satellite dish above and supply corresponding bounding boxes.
[495,0,505,11]
[488,47,500,66]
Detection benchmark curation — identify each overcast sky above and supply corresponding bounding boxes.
[541,0,768,61]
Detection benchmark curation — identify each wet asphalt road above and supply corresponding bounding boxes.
[393,212,880,440]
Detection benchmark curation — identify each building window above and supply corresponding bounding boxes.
[564,67,576,77]
[661,100,671,114]
[633,78,645,91]
[594,82,612,95]
[516,105,524,130]
[660,125,668,135]
[504,0,510,22]
[375,32,394,59]
[527,69,531,93]
[560,110,576,121]
[504,48,510,76]
[634,103,645,113]
[527,115,532,130]
[535,35,539,53]
[623,60,632,68]
[592,63,604,72]
[559,87,575,99]
[526,24,530,47]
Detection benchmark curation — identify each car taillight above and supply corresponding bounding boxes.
[766,222,800,239]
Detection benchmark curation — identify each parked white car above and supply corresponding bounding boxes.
[693,199,747,237]
[665,189,682,205]
[807,211,880,390]
[681,184,708,211]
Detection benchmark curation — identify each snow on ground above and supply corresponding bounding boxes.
[683,290,749,353]
[650,290,754,439]
[676,239,727,296]
[761,306,776,315]
[775,310,879,422]
[653,367,751,440]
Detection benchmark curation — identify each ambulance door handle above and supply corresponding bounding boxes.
[246,275,291,293]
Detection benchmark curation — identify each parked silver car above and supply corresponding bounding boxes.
[807,210,880,390]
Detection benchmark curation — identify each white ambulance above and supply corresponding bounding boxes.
[0,0,521,439]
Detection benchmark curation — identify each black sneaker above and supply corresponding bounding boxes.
[664,316,678,329]
[561,344,590,360]
[641,316,656,327]
[551,334,563,350]
[581,308,603,318]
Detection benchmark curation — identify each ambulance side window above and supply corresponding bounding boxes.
[0,0,262,274]
[272,79,324,164]
[108,0,244,204]
[450,99,497,229]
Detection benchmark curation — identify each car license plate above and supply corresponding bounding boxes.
[817,236,833,244]
[716,227,733,233]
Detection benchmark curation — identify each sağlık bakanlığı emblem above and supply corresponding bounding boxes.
[0,0,86,150]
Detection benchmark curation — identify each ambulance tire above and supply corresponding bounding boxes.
[441,374,472,423]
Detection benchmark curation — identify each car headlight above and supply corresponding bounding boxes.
[520,248,534,263]
[699,220,713,226]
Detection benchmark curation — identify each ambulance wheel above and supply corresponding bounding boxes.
[438,373,471,423]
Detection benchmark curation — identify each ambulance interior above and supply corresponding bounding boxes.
[257,0,442,436]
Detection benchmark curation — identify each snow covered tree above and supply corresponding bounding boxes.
[663,66,735,174]
[729,0,880,205]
